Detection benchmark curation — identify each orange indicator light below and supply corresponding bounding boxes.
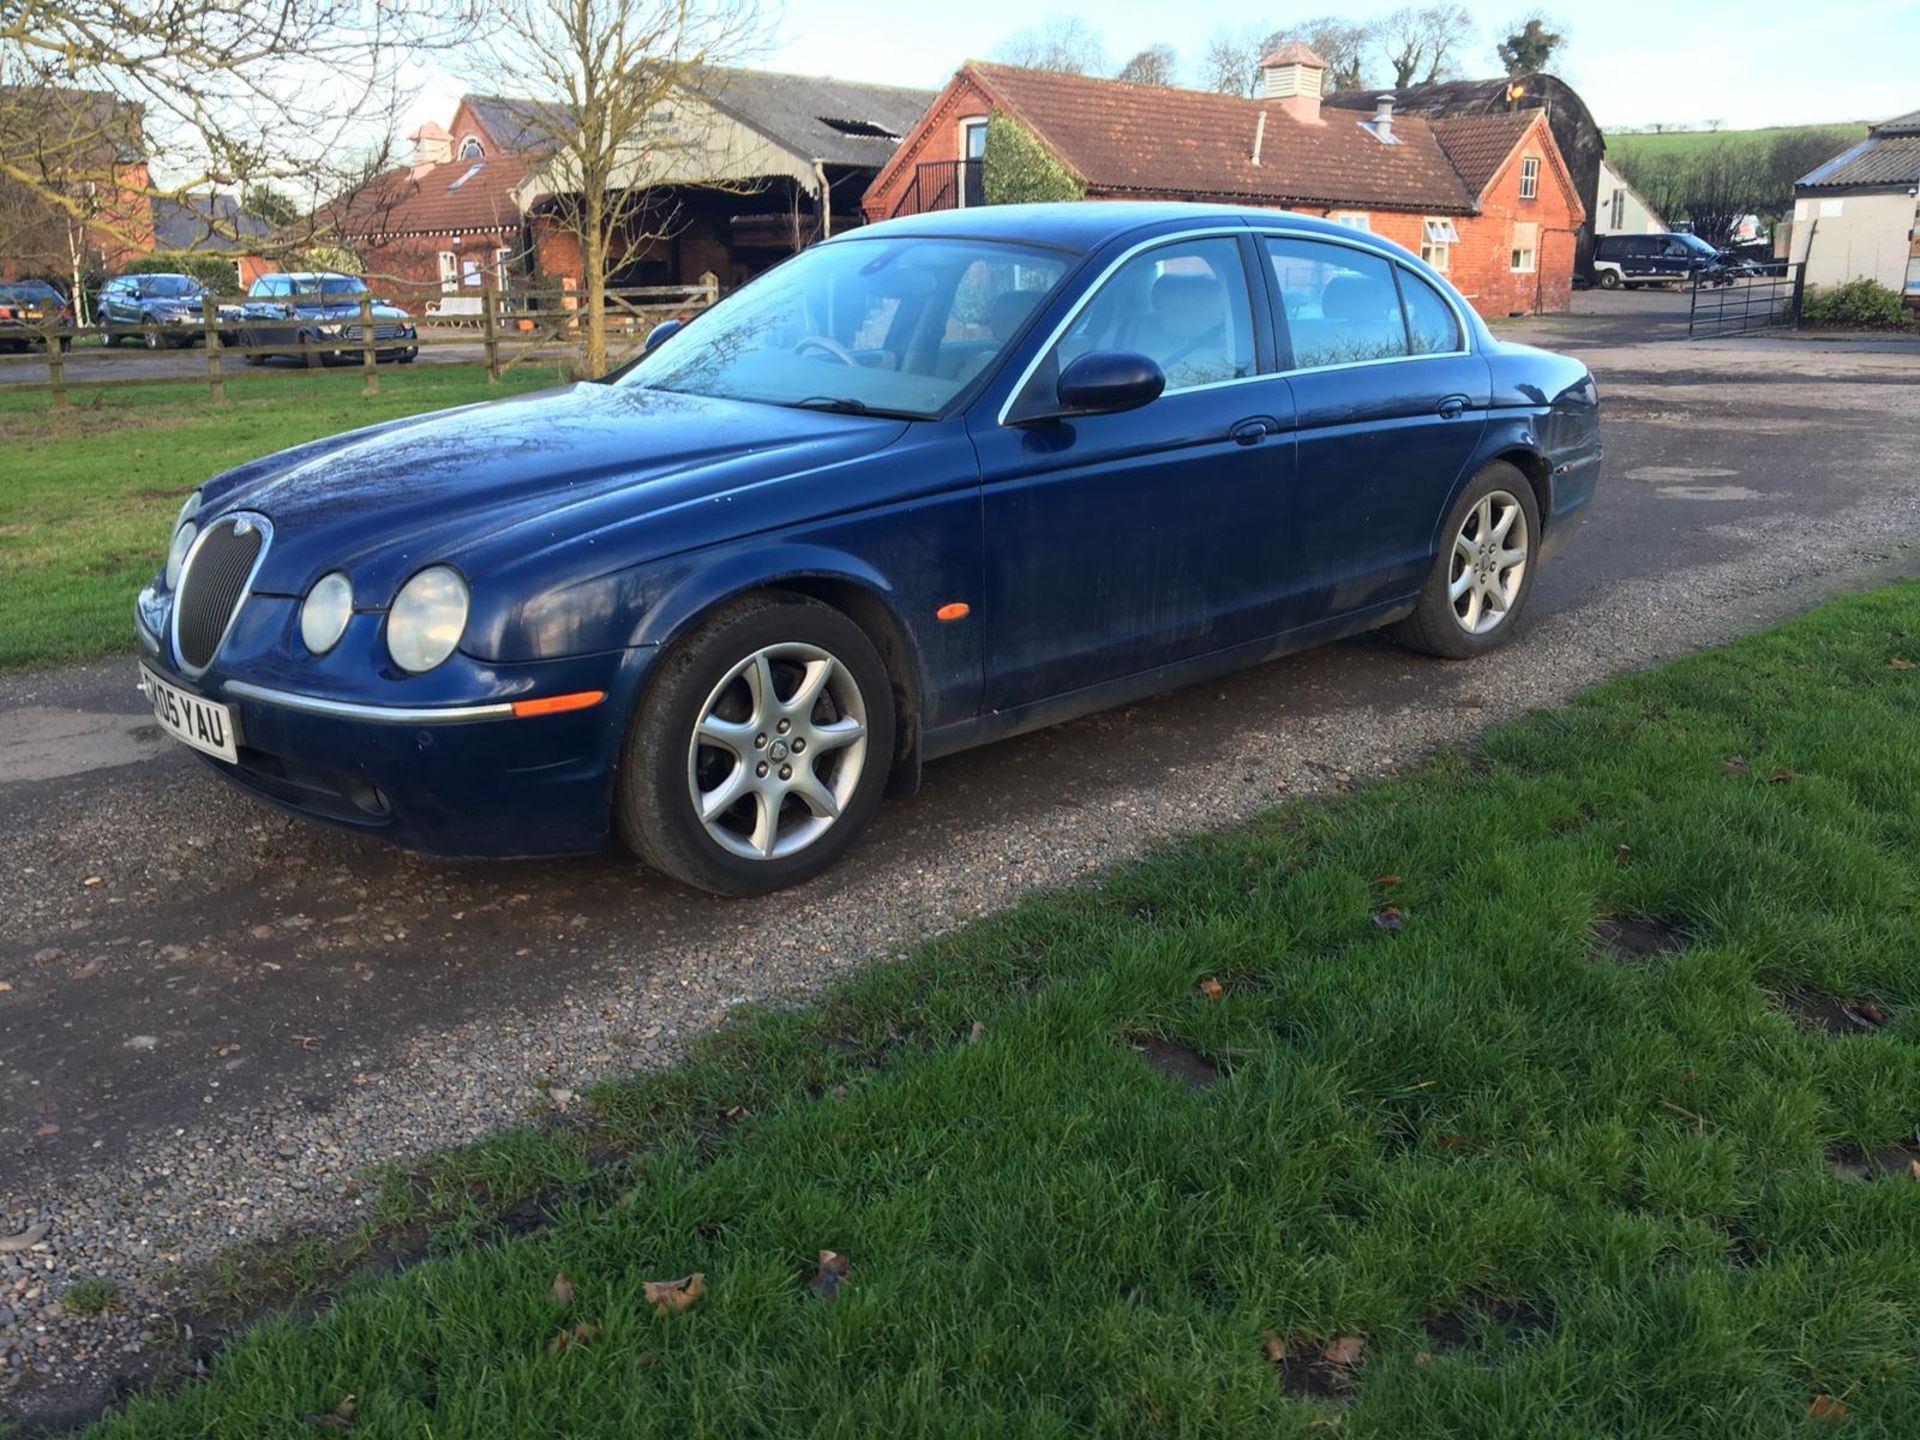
[511,690,606,718]
[936,602,971,622]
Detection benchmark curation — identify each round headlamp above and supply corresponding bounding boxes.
[164,491,202,590]
[300,571,354,655]
[387,566,468,674]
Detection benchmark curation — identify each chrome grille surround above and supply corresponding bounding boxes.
[170,512,273,678]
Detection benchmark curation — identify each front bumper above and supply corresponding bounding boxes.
[138,590,658,857]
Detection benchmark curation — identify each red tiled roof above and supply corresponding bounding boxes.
[1428,112,1536,196]
[969,63,1478,214]
[332,151,536,239]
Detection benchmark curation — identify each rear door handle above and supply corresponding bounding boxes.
[1436,394,1469,420]
[1229,416,1281,445]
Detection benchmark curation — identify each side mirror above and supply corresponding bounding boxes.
[644,317,685,354]
[1056,351,1166,416]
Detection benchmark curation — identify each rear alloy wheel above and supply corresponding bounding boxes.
[1596,269,1622,290]
[618,595,895,895]
[1390,461,1540,659]
[142,316,163,350]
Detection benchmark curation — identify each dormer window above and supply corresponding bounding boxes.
[1519,156,1539,200]
[458,136,485,160]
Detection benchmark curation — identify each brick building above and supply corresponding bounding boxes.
[863,49,1585,317]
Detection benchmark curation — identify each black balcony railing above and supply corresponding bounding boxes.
[890,159,985,217]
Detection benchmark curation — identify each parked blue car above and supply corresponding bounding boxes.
[137,203,1601,894]
[237,272,418,366]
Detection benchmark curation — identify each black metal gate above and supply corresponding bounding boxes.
[1688,265,1802,339]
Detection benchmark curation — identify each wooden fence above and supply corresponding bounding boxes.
[0,277,719,410]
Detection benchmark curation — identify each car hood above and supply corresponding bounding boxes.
[215,382,910,601]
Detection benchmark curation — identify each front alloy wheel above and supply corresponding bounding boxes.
[688,642,868,860]
[618,594,896,895]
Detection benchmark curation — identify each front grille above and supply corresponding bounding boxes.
[343,323,404,342]
[175,515,267,672]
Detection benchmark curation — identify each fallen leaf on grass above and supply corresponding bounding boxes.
[1768,769,1799,784]
[1413,1349,1433,1367]
[1434,1134,1467,1147]
[1888,658,1914,670]
[808,1250,850,1300]
[303,1394,357,1431]
[1260,1336,1286,1364]
[548,1321,600,1355]
[1372,907,1404,932]
[1374,873,1402,887]
[1198,977,1225,1000]
[1723,754,1747,776]
[548,1273,575,1307]
[1616,843,1632,865]
[644,1273,706,1315]
[1323,1336,1365,1367]
[720,1103,750,1121]
[1806,1394,1850,1424]
[968,1020,987,1044]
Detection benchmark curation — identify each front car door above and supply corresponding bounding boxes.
[1259,233,1489,622]
[969,229,1296,711]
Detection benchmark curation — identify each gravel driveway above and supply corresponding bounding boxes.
[4,293,1920,1425]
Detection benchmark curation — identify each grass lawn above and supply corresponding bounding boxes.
[1605,122,1868,165]
[0,363,565,673]
[88,581,1920,1437]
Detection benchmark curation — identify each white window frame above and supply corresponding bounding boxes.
[1511,222,1538,273]
[1519,156,1540,200]
[957,115,989,209]
[436,250,458,294]
[1420,217,1459,272]
[458,135,485,160]
[1331,211,1372,231]
[493,245,512,290]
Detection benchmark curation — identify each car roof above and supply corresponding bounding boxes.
[123,272,194,281]
[835,201,1378,252]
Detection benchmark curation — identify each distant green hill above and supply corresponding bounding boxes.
[1606,123,1868,162]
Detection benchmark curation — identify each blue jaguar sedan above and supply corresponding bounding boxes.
[136,203,1601,894]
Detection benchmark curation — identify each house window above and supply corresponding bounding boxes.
[461,255,483,288]
[1331,212,1371,231]
[1420,217,1460,271]
[494,246,513,290]
[458,136,485,160]
[1519,156,1539,200]
[957,117,988,207]
[1608,189,1625,230]
[1510,221,1538,273]
[437,250,458,294]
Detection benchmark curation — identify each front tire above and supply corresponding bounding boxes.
[617,594,895,895]
[1389,462,1541,660]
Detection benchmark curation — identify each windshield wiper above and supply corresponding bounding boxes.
[789,396,922,420]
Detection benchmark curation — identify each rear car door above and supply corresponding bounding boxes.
[1259,234,1489,623]
[970,230,1297,710]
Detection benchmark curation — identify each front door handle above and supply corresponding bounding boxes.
[1436,394,1469,420]
[1229,416,1280,446]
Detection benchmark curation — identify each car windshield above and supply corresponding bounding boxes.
[290,276,368,297]
[623,236,1074,419]
[1677,234,1719,256]
[141,275,198,295]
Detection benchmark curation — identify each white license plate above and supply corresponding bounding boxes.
[141,665,239,763]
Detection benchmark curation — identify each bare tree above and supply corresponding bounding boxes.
[1205,19,1374,97]
[1374,4,1476,87]
[471,0,759,376]
[1292,18,1375,91]
[991,14,1107,75]
[1114,44,1179,87]
[0,0,482,308]
[1201,27,1263,95]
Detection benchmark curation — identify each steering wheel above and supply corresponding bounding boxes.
[793,334,857,366]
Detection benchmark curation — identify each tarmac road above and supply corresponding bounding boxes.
[3,290,1919,1419]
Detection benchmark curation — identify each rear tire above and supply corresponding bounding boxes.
[1389,461,1541,660]
[616,593,895,896]
[1596,269,1622,290]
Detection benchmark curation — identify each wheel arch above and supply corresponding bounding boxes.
[627,546,928,797]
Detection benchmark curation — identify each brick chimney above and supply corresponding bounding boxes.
[409,121,452,175]
[1258,42,1326,124]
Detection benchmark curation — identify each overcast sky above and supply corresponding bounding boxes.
[401,0,1918,139]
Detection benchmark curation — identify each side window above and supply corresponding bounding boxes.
[1265,236,1407,370]
[1399,268,1461,355]
[1044,236,1257,395]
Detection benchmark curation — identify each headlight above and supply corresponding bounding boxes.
[387,566,468,673]
[300,571,353,655]
[164,491,202,589]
